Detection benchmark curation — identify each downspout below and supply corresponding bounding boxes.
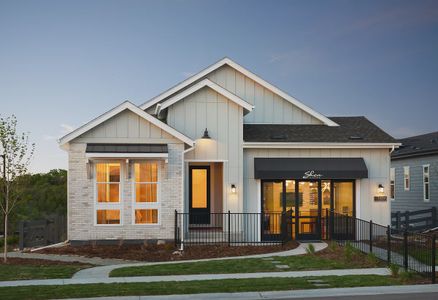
[180,144,195,251]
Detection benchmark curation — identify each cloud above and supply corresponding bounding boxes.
[43,123,75,141]
[181,71,194,78]
[60,123,74,135]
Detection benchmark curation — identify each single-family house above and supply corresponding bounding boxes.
[59,58,399,244]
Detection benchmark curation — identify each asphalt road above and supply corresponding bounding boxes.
[279,292,438,300]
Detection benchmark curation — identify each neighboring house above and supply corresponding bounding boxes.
[59,58,399,244]
[391,131,438,212]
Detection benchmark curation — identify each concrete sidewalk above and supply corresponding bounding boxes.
[60,284,438,300]
[73,242,327,279]
[0,267,389,287]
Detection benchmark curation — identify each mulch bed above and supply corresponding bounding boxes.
[0,257,90,266]
[35,241,299,262]
[316,244,386,268]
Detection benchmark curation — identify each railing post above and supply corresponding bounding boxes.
[404,230,408,271]
[432,235,436,284]
[329,209,334,240]
[19,221,24,251]
[325,208,329,240]
[387,225,391,264]
[174,210,178,248]
[228,210,231,247]
[369,220,373,253]
[432,207,437,228]
[396,211,400,232]
[405,211,410,231]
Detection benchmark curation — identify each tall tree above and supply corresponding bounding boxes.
[0,115,34,262]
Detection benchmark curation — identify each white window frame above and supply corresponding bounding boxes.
[94,161,123,226]
[132,161,161,226]
[403,166,410,191]
[423,164,430,202]
[390,168,395,201]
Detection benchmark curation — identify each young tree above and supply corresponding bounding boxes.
[0,115,34,262]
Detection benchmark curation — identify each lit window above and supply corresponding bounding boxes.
[133,162,160,224]
[423,165,430,201]
[404,166,410,191]
[95,163,121,225]
[390,168,395,200]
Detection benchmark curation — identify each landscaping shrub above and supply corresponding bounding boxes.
[367,253,379,265]
[399,270,415,282]
[390,264,400,277]
[344,242,355,261]
[0,235,19,248]
[305,243,315,255]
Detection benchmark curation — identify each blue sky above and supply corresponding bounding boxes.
[1,0,437,173]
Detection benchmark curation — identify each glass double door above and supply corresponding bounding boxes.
[261,180,354,241]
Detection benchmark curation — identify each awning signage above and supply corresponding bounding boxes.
[254,158,368,180]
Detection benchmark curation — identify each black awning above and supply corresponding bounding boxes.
[254,158,368,180]
[86,143,168,153]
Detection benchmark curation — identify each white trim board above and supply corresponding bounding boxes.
[243,142,401,149]
[140,57,339,127]
[158,79,254,113]
[58,101,195,147]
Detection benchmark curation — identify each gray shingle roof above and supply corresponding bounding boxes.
[86,144,168,153]
[391,131,438,160]
[243,117,397,143]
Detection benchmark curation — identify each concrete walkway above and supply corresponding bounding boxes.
[7,251,138,266]
[61,284,438,300]
[0,267,390,288]
[73,242,327,279]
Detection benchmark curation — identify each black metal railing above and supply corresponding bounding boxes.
[174,210,437,283]
[175,211,291,246]
[392,207,438,232]
[326,211,436,283]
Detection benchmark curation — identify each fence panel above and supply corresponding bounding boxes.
[18,215,66,250]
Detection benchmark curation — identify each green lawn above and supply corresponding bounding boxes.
[0,275,420,300]
[111,248,383,277]
[0,264,91,281]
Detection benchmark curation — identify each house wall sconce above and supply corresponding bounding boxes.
[202,128,211,139]
[231,184,237,194]
[374,183,387,202]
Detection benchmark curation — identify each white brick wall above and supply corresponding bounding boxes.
[67,143,184,241]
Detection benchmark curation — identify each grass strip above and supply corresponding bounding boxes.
[0,275,419,300]
[0,265,90,281]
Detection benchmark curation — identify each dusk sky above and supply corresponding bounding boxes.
[1,0,437,173]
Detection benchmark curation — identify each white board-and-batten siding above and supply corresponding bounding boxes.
[166,86,243,213]
[243,148,391,226]
[74,109,181,144]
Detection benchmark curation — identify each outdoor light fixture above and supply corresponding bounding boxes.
[201,128,211,139]
[374,184,387,202]
[231,184,237,193]
[378,184,384,194]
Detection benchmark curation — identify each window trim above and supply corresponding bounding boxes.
[423,164,430,202]
[131,161,161,226]
[403,166,410,191]
[390,167,395,201]
[94,161,123,226]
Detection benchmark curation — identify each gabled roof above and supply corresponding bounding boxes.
[58,101,195,147]
[244,117,399,144]
[158,79,254,114]
[140,57,339,127]
[392,131,438,160]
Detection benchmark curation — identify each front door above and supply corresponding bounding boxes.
[295,181,321,240]
[189,166,210,225]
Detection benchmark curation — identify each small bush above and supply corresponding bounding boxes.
[390,263,400,277]
[344,241,355,260]
[329,241,339,251]
[305,243,315,255]
[399,270,415,282]
[0,235,19,248]
[367,252,379,265]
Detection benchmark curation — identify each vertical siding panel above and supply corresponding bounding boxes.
[214,66,227,87]
[273,94,283,124]
[139,117,151,138]
[184,101,197,140]
[254,83,264,122]
[217,100,228,160]
[225,66,236,93]
[264,89,274,123]
[235,71,245,99]
[128,114,139,138]
[206,101,218,158]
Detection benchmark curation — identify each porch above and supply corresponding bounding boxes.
[174,210,356,246]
